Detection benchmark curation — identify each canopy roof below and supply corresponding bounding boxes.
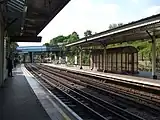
[66,13,160,47]
[92,46,138,54]
[6,0,70,37]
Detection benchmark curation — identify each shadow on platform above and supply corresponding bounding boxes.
[0,68,51,120]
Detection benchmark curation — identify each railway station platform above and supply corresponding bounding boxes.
[43,63,160,87]
[0,65,73,120]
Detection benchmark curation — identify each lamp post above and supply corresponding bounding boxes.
[41,46,42,63]
[57,43,63,64]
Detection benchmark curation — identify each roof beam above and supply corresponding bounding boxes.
[23,29,37,34]
[25,14,49,20]
[8,2,23,11]
[20,32,35,36]
[25,18,47,22]
[14,0,25,5]
[27,10,50,19]
[0,0,8,4]
[10,0,24,9]
[23,25,38,30]
[10,36,42,42]
[7,7,18,12]
[7,3,22,12]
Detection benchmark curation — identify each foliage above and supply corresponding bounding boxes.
[84,30,92,37]
[45,31,79,46]
[10,42,18,50]
[43,31,80,64]
[10,42,19,58]
[108,23,123,29]
[82,50,90,65]
[43,43,50,46]
[50,35,66,45]
[66,32,79,44]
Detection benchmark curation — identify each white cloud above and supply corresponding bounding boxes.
[18,0,119,46]
[144,6,160,17]
[131,0,139,4]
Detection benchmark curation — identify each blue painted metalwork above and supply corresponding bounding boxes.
[16,46,60,53]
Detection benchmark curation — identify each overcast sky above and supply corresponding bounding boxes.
[18,0,160,46]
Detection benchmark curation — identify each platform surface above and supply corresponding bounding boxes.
[0,65,68,120]
[43,63,160,87]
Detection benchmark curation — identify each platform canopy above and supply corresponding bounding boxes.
[66,14,160,47]
[5,0,70,42]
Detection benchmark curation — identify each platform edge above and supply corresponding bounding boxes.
[21,64,82,120]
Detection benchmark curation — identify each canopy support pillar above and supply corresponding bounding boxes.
[29,52,33,63]
[90,46,94,70]
[152,33,157,79]
[146,30,157,79]
[0,23,4,87]
[23,54,26,63]
[99,42,107,72]
[79,46,83,69]
[74,55,78,66]
[103,45,107,72]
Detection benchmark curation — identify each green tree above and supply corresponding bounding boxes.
[10,42,18,52]
[84,30,92,37]
[117,23,123,27]
[67,31,79,43]
[63,32,79,58]
[109,23,124,29]
[10,42,19,58]
[43,43,50,46]
[48,31,79,46]
[50,35,66,45]
[109,23,117,29]
[46,32,80,63]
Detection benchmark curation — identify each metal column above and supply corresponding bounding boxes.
[59,56,61,64]
[55,53,57,60]
[103,45,107,72]
[3,36,8,80]
[29,52,33,63]
[23,54,26,63]
[90,50,93,70]
[75,55,78,65]
[65,56,68,63]
[80,47,83,69]
[152,33,157,79]
[32,52,34,63]
[0,22,4,86]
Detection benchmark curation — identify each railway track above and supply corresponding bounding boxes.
[25,63,147,120]
[39,64,160,107]
[34,64,160,118]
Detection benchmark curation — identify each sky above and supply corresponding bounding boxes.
[18,0,160,46]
